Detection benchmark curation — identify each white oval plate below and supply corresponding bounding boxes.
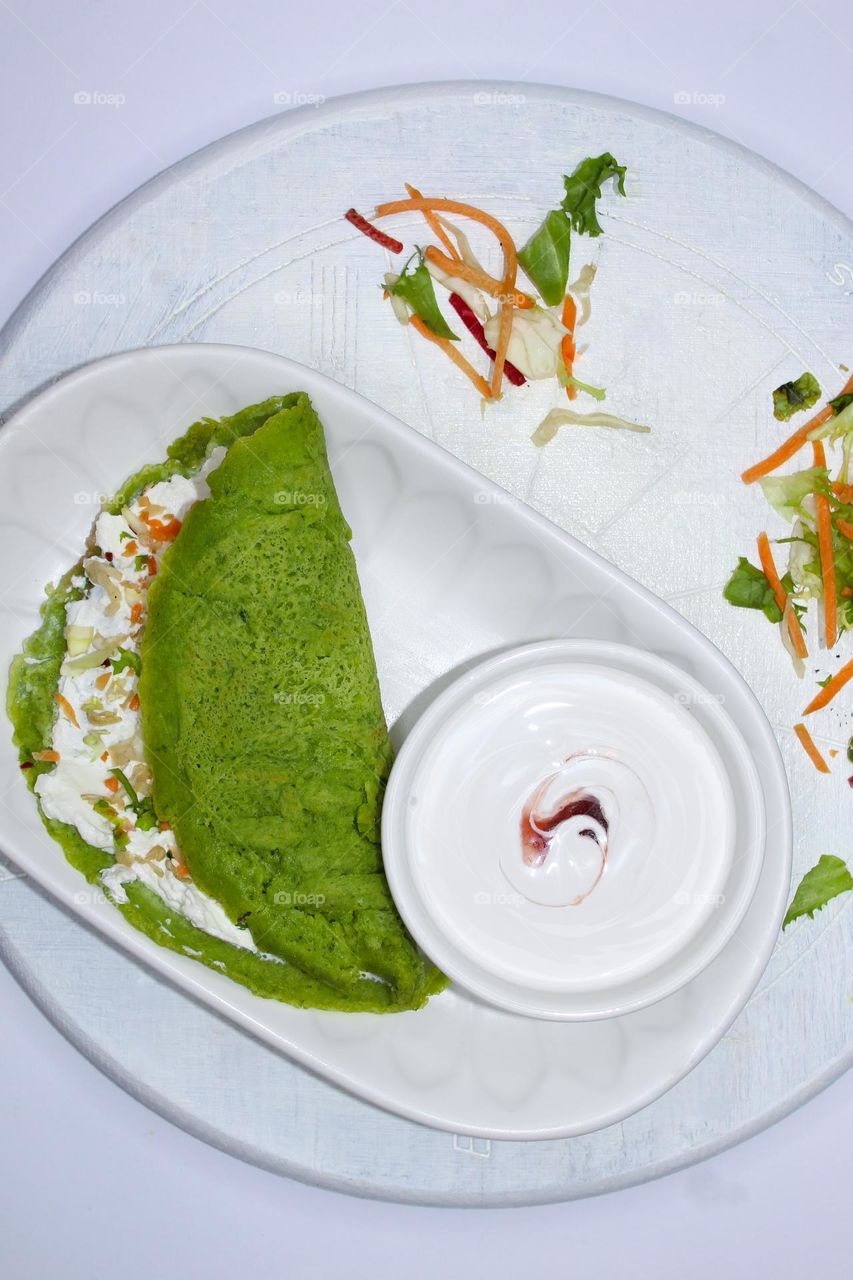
[0,342,790,1139]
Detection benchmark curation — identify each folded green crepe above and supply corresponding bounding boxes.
[9,394,446,1012]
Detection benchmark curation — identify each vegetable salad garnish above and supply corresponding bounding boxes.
[726,370,853,924]
[345,157,650,443]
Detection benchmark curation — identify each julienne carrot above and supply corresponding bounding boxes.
[802,656,853,715]
[344,208,403,254]
[447,293,526,386]
[812,439,839,649]
[373,198,520,398]
[405,184,460,262]
[835,517,853,540]
[424,246,534,308]
[741,372,853,484]
[833,482,853,503]
[408,314,494,399]
[794,722,831,773]
[757,531,808,659]
[561,294,578,402]
[54,692,79,728]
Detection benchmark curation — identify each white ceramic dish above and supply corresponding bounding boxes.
[0,342,791,1139]
[382,639,765,1020]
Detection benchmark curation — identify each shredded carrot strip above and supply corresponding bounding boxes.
[836,517,853,540]
[144,516,182,542]
[742,373,853,484]
[33,749,60,763]
[842,586,853,598]
[561,294,578,402]
[374,198,519,397]
[423,245,533,308]
[147,556,157,576]
[105,776,119,794]
[125,540,138,555]
[405,184,460,261]
[833,482,853,503]
[130,602,143,624]
[129,692,140,712]
[812,440,838,648]
[794,722,830,772]
[54,692,79,728]
[100,751,109,762]
[409,315,493,398]
[803,656,853,714]
[172,854,191,881]
[757,531,808,659]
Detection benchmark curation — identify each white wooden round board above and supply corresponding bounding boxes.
[1,82,852,1206]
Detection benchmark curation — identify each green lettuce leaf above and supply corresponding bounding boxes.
[723,557,784,623]
[759,466,828,523]
[784,854,853,927]
[561,153,627,237]
[518,210,572,307]
[388,254,458,340]
[773,372,821,421]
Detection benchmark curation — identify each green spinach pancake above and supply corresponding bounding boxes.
[8,394,446,1012]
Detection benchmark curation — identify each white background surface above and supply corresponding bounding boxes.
[1,1,852,1275]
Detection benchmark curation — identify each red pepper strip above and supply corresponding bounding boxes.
[344,208,403,253]
[447,293,526,387]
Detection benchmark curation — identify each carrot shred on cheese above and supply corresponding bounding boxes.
[405,184,460,261]
[561,294,578,402]
[812,440,838,648]
[408,314,494,399]
[130,602,143,624]
[374,197,519,397]
[742,373,853,484]
[794,722,830,772]
[129,692,140,712]
[757,531,808,659]
[54,692,79,728]
[802,656,853,714]
[105,776,119,794]
[33,749,60,763]
[424,245,533,308]
[835,516,853,540]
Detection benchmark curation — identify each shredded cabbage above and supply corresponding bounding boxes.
[483,306,568,380]
[532,407,651,447]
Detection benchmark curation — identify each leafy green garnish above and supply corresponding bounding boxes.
[110,768,139,809]
[110,767,158,830]
[723,557,784,623]
[759,465,828,523]
[387,254,458,340]
[135,801,158,832]
[561,153,627,237]
[783,854,853,928]
[519,154,627,305]
[134,554,149,572]
[518,210,572,307]
[772,372,821,421]
[119,530,132,542]
[830,392,853,415]
[112,646,141,676]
